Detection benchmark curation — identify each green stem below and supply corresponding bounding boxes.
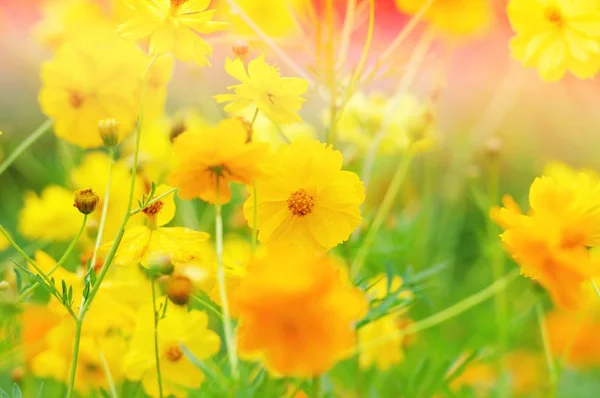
[99,347,119,398]
[355,269,519,354]
[151,279,164,398]
[311,375,322,398]
[191,295,224,321]
[66,320,83,397]
[250,108,259,127]
[350,151,415,278]
[90,148,115,270]
[65,54,159,398]
[215,177,239,379]
[591,280,600,299]
[536,300,557,398]
[0,119,53,177]
[19,215,88,300]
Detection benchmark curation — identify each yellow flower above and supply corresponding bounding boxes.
[39,36,145,148]
[233,247,368,377]
[145,54,176,118]
[214,55,309,124]
[0,233,8,252]
[124,305,220,397]
[358,274,413,370]
[100,185,210,268]
[508,0,600,81]
[491,163,600,309]
[395,0,492,37]
[169,118,269,204]
[117,0,227,65]
[71,151,145,240]
[244,139,364,252]
[18,186,82,241]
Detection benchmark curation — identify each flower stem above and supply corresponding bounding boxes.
[591,280,600,299]
[99,347,119,398]
[66,320,83,396]
[151,279,164,398]
[536,300,557,398]
[311,375,322,398]
[90,148,115,271]
[0,118,53,177]
[65,54,159,398]
[350,151,415,278]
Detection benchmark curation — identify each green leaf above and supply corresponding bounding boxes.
[12,384,22,398]
[36,382,44,398]
[0,389,8,398]
[61,280,68,303]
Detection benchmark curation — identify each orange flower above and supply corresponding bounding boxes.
[233,248,367,377]
[169,119,268,204]
[491,163,600,309]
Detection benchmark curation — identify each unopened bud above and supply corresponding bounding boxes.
[98,119,120,147]
[73,188,99,215]
[0,280,10,291]
[484,136,502,158]
[11,367,24,383]
[148,254,174,277]
[232,40,249,60]
[166,274,193,306]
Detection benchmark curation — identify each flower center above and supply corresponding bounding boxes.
[142,200,164,216]
[69,90,85,109]
[287,189,314,217]
[170,0,188,9]
[165,345,183,362]
[545,7,564,26]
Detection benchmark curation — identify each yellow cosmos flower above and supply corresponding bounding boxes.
[101,185,210,268]
[117,0,227,66]
[492,163,600,309]
[71,151,145,240]
[358,274,413,371]
[124,305,220,397]
[395,0,492,37]
[508,0,600,81]
[39,36,145,148]
[18,185,82,241]
[244,139,365,252]
[169,118,269,204]
[233,247,368,377]
[214,55,309,124]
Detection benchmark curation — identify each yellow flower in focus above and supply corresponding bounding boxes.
[71,152,145,240]
[124,305,220,397]
[233,248,368,377]
[169,118,269,204]
[508,0,600,81]
[492,163,600,309]
[395,0,492,37]
[214,55,309,124]
[18,186,82,241]
[117,0,226,65]
[39,37,145,148]
[101,186,210,268]
[358,274,413,371]
[244,140,364,252]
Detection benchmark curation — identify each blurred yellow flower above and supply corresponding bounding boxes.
[124,305,220,397]
[169,118,269,204]
[244,140,364,252]
[508,0,600,81]
[492,163,600,309]
[214,55,309,124]
[101,186,210,268]
[117,0,226,65]
[39,37,145,148]
[18,185,82,241]
[0,233,8,251]
[233,248,368,377]
[395,0,492,37]
[145,54,175,118]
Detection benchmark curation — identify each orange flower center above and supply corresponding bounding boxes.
[69,90,85,109]
[142,200,164,216]
[165,345,183,362]
[545,7,564,26]
[170,0,188,8]
[287,189,314,217]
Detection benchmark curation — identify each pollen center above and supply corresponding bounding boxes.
[69,90,85,109]
[170,0,188,8]
[142,200,164,216]
[165,345,183,362]
[287,189,314,217]
[545,7,564,26]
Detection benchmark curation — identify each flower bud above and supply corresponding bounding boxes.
[73,188,99,215]
[11,367,24,383]
[148,254,174,277]
[232,40,249,60]
[98,119,120,147]
[484,136,502,158]
[166,274,193,306]
[0,280,10,291]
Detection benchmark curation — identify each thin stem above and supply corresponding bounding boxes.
[536,300,557,398]
[250,107,259,127]
[99,347,119,398]
[191,295,224,321]
[151,279,164,398]
[591,280,600,299]
[66,320,83,397]
[350,151,415,278]
[19,215,88,300]
[65,54,159,398]
[130,188,178,216]
[311,375,322,398]
[90,148,115,271]
[215,177,239,379]
[354,269,520,354]
[0,119,53,177]
[335,0,357,69]
[349,0,375,86]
